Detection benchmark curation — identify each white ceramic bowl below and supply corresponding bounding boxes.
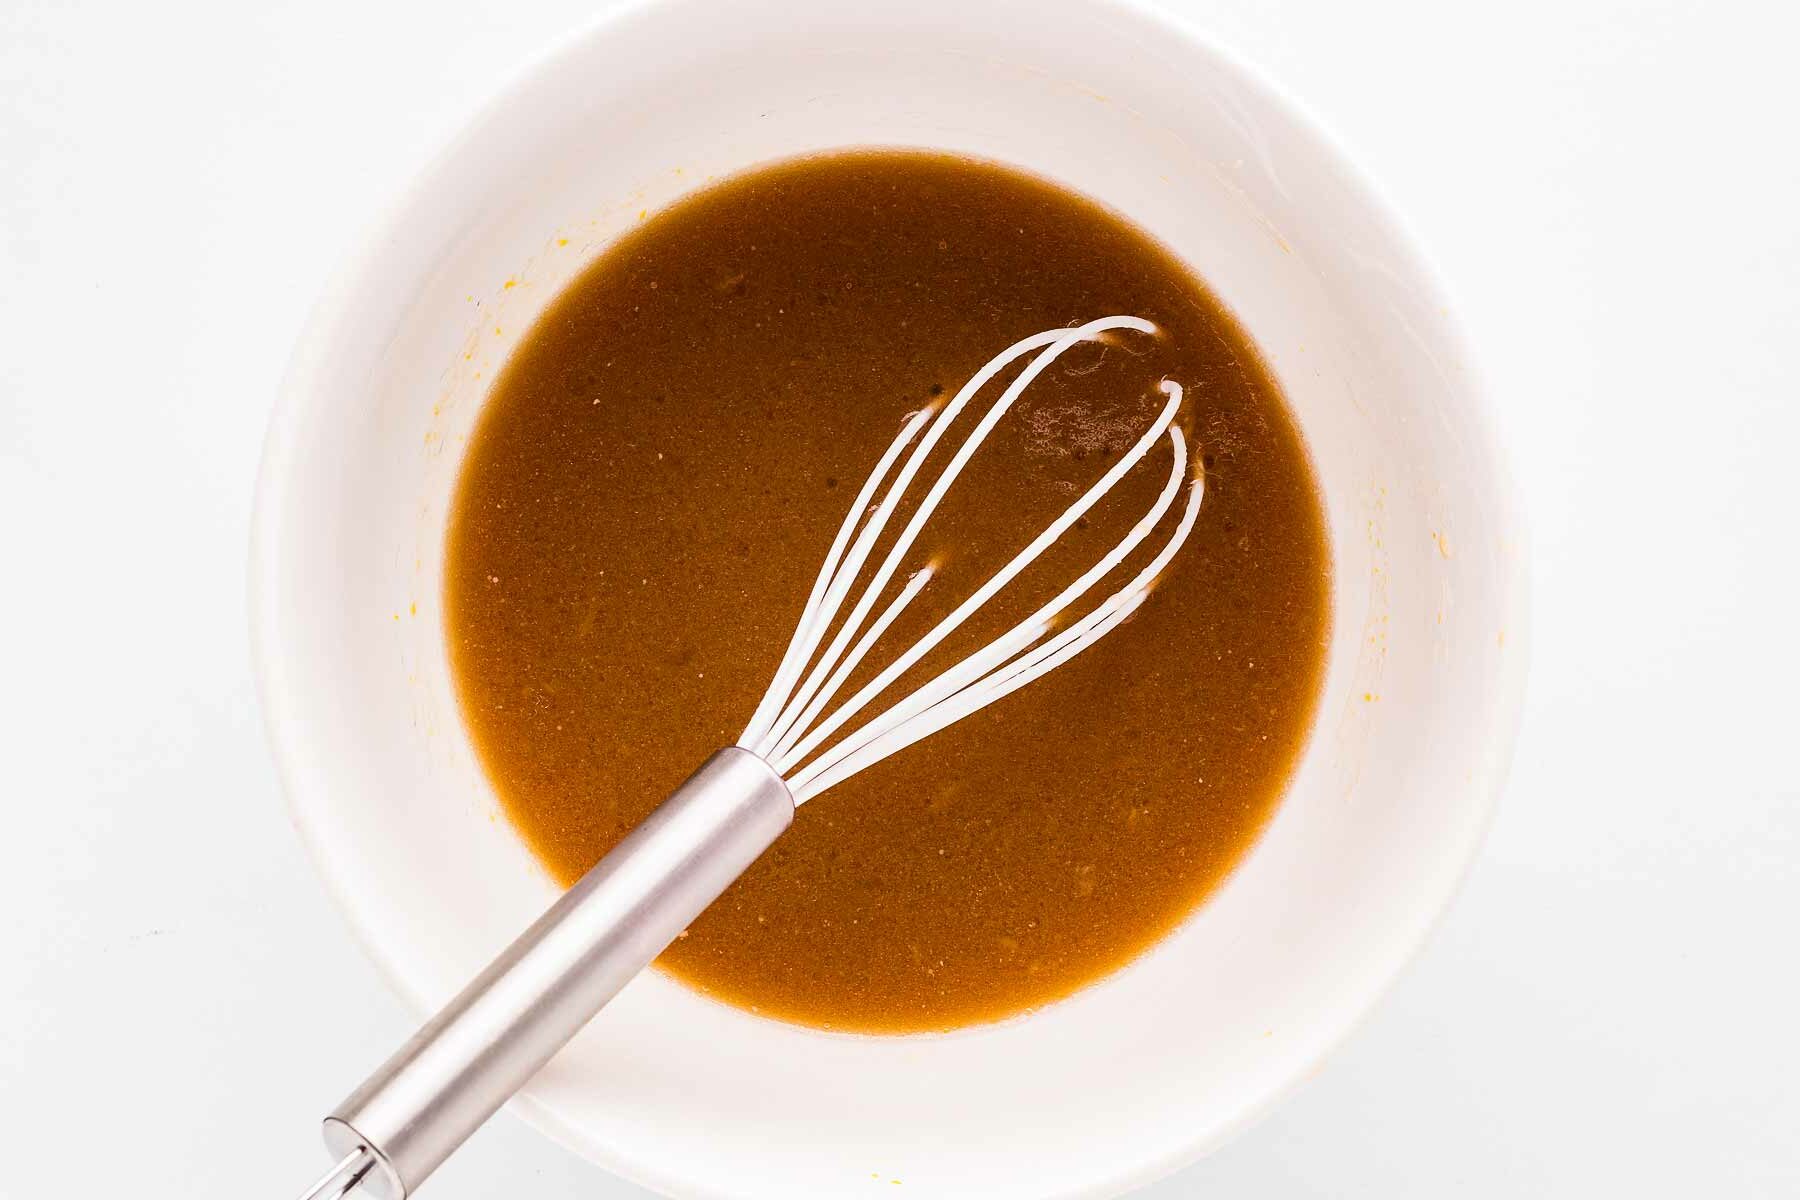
[252,1,1528,1196]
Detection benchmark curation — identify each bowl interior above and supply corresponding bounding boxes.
[254,2,1526,1196]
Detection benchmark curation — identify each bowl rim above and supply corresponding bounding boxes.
[250,0,1532,1194]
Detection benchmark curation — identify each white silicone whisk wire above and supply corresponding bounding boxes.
[748,316,1152,758]
[735,317,1207,803]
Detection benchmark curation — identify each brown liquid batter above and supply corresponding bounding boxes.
[445,152,1330,1032]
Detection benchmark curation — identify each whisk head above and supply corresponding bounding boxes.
[738,315,1204,803]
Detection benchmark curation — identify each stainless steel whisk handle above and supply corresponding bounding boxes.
[313,748,793,1200]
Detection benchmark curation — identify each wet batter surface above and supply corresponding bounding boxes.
[445,151,1330,1032]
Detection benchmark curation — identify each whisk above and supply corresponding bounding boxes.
[296,315,1204,1200]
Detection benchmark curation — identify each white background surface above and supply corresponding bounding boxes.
[2,0,1795,1195]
